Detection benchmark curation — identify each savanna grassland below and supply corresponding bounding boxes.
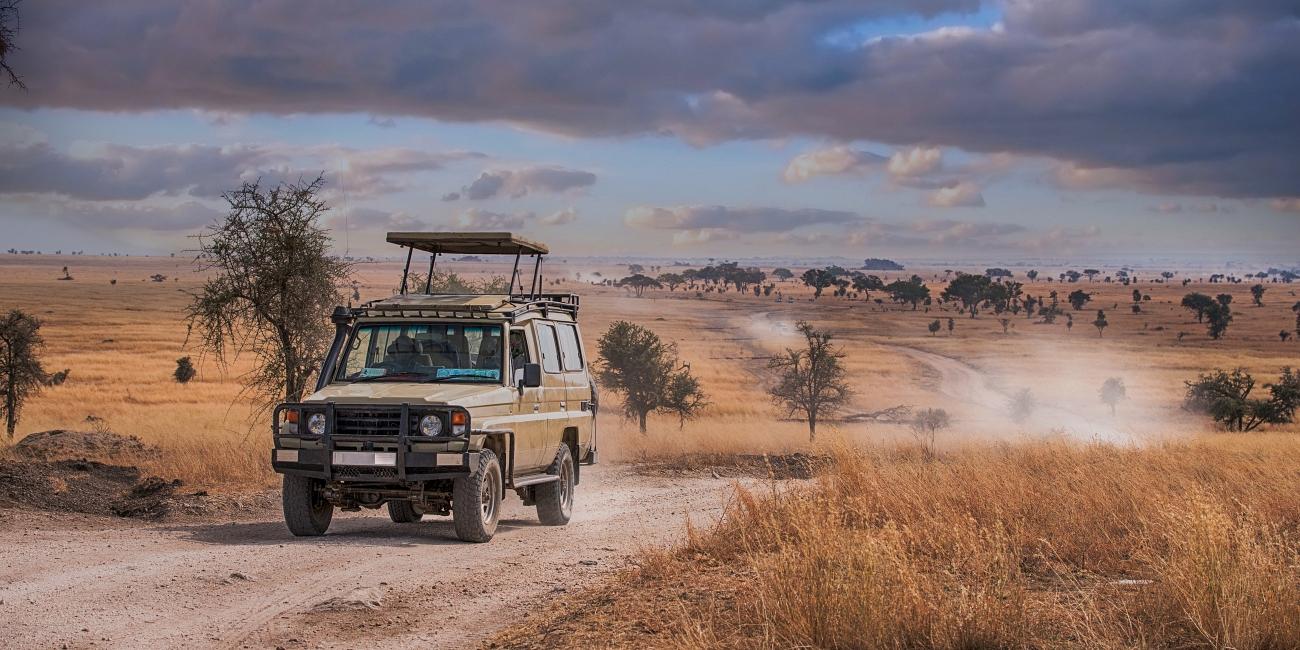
[3,254,1299,648]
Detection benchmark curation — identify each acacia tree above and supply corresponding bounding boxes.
[595,321,706,433]
[1250,284,1266,307]
[186,175,350,407]
[1184,368,1300,431]
[1100,377,1126,415]
[801,268,834,299]
[941,273,992,318]
[619,274,661,297]
[1008,388,1036,424]
[1067,289,1092,311]
[1092,309,1108,337]
[910,407,950,458]
[1205,301,1232,340]
[1181,293,1215,322]
[0,309,44,438]
[767,321,852,441]
[884,275,929,310]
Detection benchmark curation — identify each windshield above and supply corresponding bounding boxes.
[336,322,504,383]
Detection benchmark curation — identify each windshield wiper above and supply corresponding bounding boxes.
[418,375,489,383]
[347,373,417,383]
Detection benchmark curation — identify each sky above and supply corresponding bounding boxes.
[0,1,1297,263]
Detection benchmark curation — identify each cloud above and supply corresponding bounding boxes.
[927,181,985,207]
[0,136,484,202]
[626,205,859,233]
[782,146,886,182]
[5,1,1298,199]
[22,199,224,231]
[1146,201,1235,215]
[457,208,530,230]
[453,166,596,201]
[538,208,578,226]
[328,207,425,231]
[887,147,943,178]
[1015,224,1102,252]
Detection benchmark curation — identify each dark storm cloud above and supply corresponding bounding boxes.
[0,141,276,201]
[0,139,481,201]
[4,0,1298,199]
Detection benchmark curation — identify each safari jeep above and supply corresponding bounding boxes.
[271,232,597,542]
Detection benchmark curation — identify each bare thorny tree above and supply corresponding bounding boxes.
[0,309,45,438]
[767,321,853,442]
[186,175,351,412]
[1,0,24,89]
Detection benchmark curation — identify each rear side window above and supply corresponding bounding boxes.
[535,323,562,374]
[556,323,584,371]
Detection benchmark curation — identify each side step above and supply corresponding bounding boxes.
[511,474,560,489]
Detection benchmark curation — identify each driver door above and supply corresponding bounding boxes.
[508,327,546,472]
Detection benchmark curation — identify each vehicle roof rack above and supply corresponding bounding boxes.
[386,232,548,255]
[388,231,552,299]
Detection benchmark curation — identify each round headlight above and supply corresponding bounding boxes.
[419,414,443,436]
[307,413,327,435]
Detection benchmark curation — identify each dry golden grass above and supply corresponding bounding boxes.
[493,436,1300,649]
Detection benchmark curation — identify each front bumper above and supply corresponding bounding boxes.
[270,402,484,482]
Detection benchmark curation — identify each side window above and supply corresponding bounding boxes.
[535,323,562,374]
[556,323,584,371]
[509,328,531,383]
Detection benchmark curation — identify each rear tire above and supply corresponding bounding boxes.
[282,474,333,536]
[535,444,574,526]
[387,500,423,523]
[452,450,501,543]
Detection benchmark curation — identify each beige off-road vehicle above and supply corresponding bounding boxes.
[271,233,597,542]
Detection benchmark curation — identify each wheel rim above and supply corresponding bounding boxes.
[480,465,500,525]
[311,482,330,517]
[559,458,574,517]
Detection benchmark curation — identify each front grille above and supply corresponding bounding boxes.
[334,408,410,436]
[334,466,397,479]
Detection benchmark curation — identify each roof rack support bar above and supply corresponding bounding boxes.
[423,248,439,294]
[399,246,414,295]
[510,247,523,295]
[530,254,542,299]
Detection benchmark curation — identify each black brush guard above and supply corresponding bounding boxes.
[270,402,513,483]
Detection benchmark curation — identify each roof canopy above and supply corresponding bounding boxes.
[386,232,549,256]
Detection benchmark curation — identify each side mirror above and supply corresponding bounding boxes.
[520,363,543,389]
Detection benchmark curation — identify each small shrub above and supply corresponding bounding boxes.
[174,356,197,384]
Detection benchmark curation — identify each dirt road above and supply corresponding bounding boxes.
[885,344,1130,442]
[0,465,737,649]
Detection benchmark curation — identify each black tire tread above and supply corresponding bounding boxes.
[535,444,574,526]
[282,474,333,536]
[452,449,500,543]
[387,500,422,523]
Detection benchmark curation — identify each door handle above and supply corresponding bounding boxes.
[533,403,540,413]
[559,401,567,409]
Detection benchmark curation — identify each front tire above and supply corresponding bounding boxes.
[387,500,423,523]
[452,449,502,543]
[282,474,333,536]
[535,444,575,526]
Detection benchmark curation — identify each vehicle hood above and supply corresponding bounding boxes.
[305,382,514,408]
